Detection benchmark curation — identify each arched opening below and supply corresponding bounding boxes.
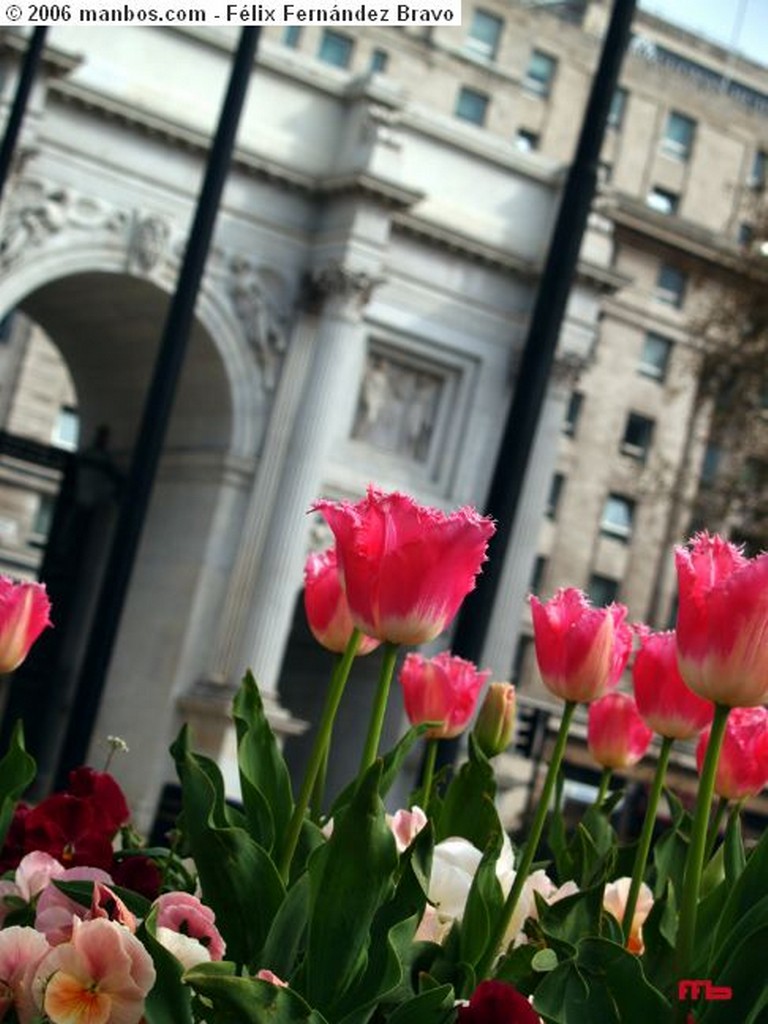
[0,270,240,820]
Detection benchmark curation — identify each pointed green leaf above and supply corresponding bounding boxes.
[139,908,194,1024]
[185,973,329,1024]
[724,810,746,887]
[460,833,503,969]
[385,983,455,1024]
[713,823,768,956]
[436,740,501,850]
[537,884,603,947]
[0,721,35,849]
[260,872,310,982]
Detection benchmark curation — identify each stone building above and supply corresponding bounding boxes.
[0,2,765,826]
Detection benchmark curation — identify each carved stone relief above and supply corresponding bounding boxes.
[352,350,443,463]
[228,258,288,392]
[127,214,171,274]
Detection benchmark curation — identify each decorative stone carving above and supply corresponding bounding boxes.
[302,263,378,313]
[128,213,171,274]
[0,177,127,269]
[551,351,589,390]
[352,350,443,463]
[229,258,288,392]
[362,103,402,149]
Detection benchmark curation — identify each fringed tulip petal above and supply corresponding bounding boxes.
[632,629,713,739]
[587,692,653,769]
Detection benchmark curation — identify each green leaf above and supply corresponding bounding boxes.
[336,913,420,1024]
[233,673,294,858]
[0,721,35,850]
[170,726,285,968]
[185,973,329,1024]
[260,871,310,982]
[534,938,671,1024]
[304,762,398,1016]
[532,948,559,972]
[53,879,152,918]
[330,724,432,818]
[139,908,194,1024]
[724,810,746,887]
[652,826,689,899]
[712,822,768,957]
[385,983,455,1024]
[494,942,541,994]
[460,833,503,970]
[436,739,501,850]
[536,884,603,947]
[641,881,677,994]
[699,914,768,1024]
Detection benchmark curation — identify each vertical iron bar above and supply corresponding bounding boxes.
[0,28,48,205]
[55,28,260,783]
[432,0,637,774]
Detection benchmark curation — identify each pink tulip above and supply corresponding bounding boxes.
[0,926,50,1023]
[0,579,51,674]
[603,878,653,954]
[34,917,155,1024]
[399,652,490,739]
[530,589,632,703]
[386,806,428,853]
[587,692,653,769]
[312,487,495,645]
[303,549,380,655]
[632,629,713,740]
[153,892,225,962]
[696,706,768,801]
[675,532,768,706]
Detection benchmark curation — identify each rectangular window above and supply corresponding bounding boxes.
[530,555,547,595]
[524,50,557,97]
[588,573,620,607]
[546,472,565,519]
[465,8,504,61]
[370,48,388,73]
[318,30,354,69]
[514,129,539,152]
[608,87,627,129]
[600,494,635,541]
[647,187,679,215]
[282,25,302,48]
[563,390,583,437]
[639,332,673,381]
[749,149,767,189]
[655,263,687,308]
[28,494,55,549]
[661,110,696,160]
[455,86,490,126]
[52,405,79,451]
[621,412,654,461]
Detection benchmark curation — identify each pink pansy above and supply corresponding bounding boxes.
[34,917,154,1024]
[530,589,632,703]
[632,628,713,740]
[675,532,768,706]
[386,807,428,854]
[0,578,51,675]
[153,892,225,962]
[87,883,136,933]
[303,549,380,655]
[255,969,288,987]
[587,693,653,770]
[0,926,50,1023]
[35,867,113,946]
[312,487,495,645]
[603,878,653,954]
[696,706,768,801]
[0,852,65,927]
[400,652,490,740]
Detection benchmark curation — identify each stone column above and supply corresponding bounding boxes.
[480,353,586,680]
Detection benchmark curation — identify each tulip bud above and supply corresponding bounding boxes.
[0,578,51,674]
[472,682,516,758]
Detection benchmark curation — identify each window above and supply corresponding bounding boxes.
[647,187,679,215]
[318,30,354,69]
[52,405,79,451]
[514,129,539,152]
[600,494,635,541]
[608,87,627,129]
[563,390,583,437]
[655,263,687,308]
[370,48,388,73]
[588,573,619,607]
[524,50,557,97]
[621,412,654,461]
[749,149,767,189]
[465,8,503,61]
[662,110,696,160]
[639,332,673,381]
[282,25,301,48]
[546,472,565,519]
[530,555,547,594]
[455,86,489,126]
[29,494,55,549]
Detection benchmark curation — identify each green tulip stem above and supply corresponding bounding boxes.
[623,734,674,946]
[359,642,399,773]
[704,795,728,861]
[477,700,577,981]
[279,628,362,882]
[674,702,730,1018]
[421,738,439,809]
[310,654,343,821]
[596,766,612,807]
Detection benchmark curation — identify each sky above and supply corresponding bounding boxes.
[639,0,768,67]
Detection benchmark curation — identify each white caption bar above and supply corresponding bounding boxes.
[1,0,461,26]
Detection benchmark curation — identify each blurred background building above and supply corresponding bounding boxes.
[0,1,765,831]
